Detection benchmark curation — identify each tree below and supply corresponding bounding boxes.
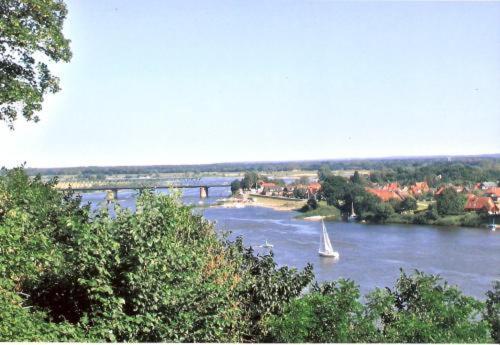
[436,187,466,216]
[266,279,377,343]
[300,197,318,212]
[293,187,307,199]
[241,171,259,190]
[321,175,372,215]
[372,202,394,223]
[0,167,315,342]
[393,197,417,213]
[366,270,492,343]
[350,170,364,184]
[318,165,332,182]
[321,175,350,209]
[232,242,314,342]
[230,179,241,194]
[484,281,500,343]
[0,0,72,128]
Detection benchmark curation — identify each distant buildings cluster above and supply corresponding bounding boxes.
[239,181,322,199]
[367,181,500,214]
[236,177,500,215]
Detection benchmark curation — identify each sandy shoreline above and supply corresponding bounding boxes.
[213,195,306,212]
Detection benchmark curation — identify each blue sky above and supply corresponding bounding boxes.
[2,1,500,168]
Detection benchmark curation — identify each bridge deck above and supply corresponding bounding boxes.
[57,184,230,192]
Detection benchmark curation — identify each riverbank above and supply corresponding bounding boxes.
[295,201,341,221]
[215,194,306,211]
[383,212,492,229]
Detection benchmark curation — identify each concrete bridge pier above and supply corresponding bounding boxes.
[106,189,118,202]
[199,186,208,198]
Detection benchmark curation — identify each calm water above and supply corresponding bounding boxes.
[80,177,500,299]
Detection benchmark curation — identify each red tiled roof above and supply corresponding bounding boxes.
[485,187,500,196]
[410,181,429,195]
[260,182,276,188]
[382,182,399,191]
[464,196,498,213]
[366,188,404,202]
[307,182,321,194]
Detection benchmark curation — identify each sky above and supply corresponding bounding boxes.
[2,1,500,168]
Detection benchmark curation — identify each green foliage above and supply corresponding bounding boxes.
[231,241,314,341]
[269,270,493,343]
[436,187,467,216]
[484,281,500,343]
[366,270,492,343]
[0,167,314,342]
[318,164,332,181]
[299,197,318,212]
[394,197,418,213]
[266,279,377,343]
[0,0,72,128]
[292,187,307,199]
[241,171,259,190]
[230,179,241,194]
[426,203,440,221]
[350,170,364,184]
[375,203,395,223]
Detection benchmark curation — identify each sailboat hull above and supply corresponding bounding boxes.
[319,250,339,258]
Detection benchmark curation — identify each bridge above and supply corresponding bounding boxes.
[58,184,231,200]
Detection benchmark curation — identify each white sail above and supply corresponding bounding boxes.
[319,220,338,257]
[322,221,334,252]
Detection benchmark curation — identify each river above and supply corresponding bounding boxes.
[79,177,500,299]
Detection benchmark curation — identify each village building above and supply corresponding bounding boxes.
[479,181,498,190]
[258,182,283,196]
[484,187,500,201]
[464,194,499,214]
[366,188,405,202]
[435,185,466,196]
[307,182,321,196]
[410,181,430,196]
[381,182,399,191]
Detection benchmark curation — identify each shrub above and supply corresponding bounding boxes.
[266,279,377,343]
[484,281,500,343]
[366,270,492,343]
[0,168,313,342]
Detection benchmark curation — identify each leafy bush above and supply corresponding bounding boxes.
[436,187,467,216]
[366,270,492,343]
[0,168,313,342]
[484,281,500,343]
[266,279,377,342]
[268,270,493,343]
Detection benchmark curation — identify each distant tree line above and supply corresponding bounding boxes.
[24,156,500,181]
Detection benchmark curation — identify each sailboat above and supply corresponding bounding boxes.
[260,240,274,249]
[488,217,496,231]
[347,202,357,222]
[319,220,339,258]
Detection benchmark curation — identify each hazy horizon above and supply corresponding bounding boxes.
[2,1,500,168]
[22,152,500,171]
